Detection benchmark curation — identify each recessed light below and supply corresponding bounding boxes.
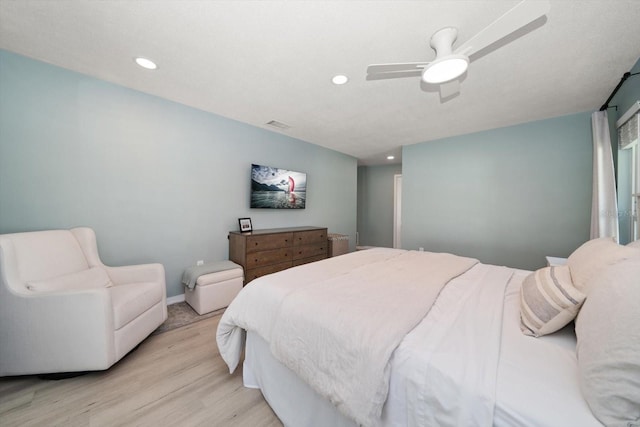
[135,57,158,70]
[387,155,395,160]
[332,75,349,85]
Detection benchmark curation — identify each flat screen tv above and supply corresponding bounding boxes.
[251,164,306,209]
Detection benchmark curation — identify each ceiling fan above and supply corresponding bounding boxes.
[366,0,550,98]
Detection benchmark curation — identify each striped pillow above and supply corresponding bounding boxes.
[520,266,585,337]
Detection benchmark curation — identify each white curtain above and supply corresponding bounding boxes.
[590,110,619,240]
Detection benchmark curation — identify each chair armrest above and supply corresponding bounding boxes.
[69,226,166,291]
[104,263,166,286]
[0,288,116,375]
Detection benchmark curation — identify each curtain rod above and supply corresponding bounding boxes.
[599,71,639,111]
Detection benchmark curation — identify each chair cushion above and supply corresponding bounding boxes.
[6,230,89,282]
[27,267,113,292]
[110,282,164,330]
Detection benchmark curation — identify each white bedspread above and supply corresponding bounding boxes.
[217,248,478,426]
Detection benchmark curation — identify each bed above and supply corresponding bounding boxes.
[217,242,640,427]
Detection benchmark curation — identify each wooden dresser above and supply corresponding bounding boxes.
[229,226,328,284]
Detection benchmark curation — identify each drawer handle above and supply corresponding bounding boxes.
[254,259,258,262]
[255,242,259,246]
[298,251,303,255]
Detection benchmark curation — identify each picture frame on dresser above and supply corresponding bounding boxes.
[238,218,253,233]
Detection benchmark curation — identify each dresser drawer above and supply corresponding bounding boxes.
[246,233,293,253]
[245,261,293,283]
[246,247,292,269]
[293,229,327,247]
[292,243,327,261]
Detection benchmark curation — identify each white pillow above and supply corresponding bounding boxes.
[627,239,640,249]
[567,237,638,293]
[27,267,113,292]
[575,259,640,427]
[519,265,585,337]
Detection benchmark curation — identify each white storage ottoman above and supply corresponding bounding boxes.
[184,264,244,315]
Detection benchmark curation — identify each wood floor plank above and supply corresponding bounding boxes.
[0,314,282,427]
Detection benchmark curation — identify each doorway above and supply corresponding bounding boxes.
[393,174,402,248]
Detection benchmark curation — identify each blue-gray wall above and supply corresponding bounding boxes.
[0,50,357,297]
[357,164,402,247]
[402,112,593,271]
[612,57,640,244]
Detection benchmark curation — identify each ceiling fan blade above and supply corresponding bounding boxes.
[366,70,423,81]
[454,0,550,57]
[367,62,429,74]
[439,79,460,98]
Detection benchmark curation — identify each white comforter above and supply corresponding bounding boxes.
[238,262,602,427]
[217,248,478,426]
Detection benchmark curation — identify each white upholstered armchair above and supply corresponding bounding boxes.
[0,227,167,376]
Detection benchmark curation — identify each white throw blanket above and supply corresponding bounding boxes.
[393,263,513,427]
[217,248,478,426]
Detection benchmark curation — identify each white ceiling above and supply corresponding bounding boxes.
[1,1,639,165]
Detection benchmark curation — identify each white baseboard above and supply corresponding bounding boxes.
[167,293,185,305]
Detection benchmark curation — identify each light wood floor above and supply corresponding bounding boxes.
[0,314,282,427]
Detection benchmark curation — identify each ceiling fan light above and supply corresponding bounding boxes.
[421,55,468,84]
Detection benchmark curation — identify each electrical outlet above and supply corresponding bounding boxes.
[196,260,204,266]
[418,247,424,252]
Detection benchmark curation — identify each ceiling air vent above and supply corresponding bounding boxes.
[265,120,292,130]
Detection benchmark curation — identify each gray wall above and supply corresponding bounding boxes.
[402,112,593,271]
[612,57,640,244]
[357,164,402,247]
[0,50,357,297]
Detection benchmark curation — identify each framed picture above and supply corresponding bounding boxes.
[238,217,253,232]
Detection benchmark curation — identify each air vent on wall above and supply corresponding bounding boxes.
[265,120,292,130]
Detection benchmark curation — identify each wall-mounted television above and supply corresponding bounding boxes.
[251,164,306,209]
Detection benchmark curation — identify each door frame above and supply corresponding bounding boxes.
[393,174,402,248]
